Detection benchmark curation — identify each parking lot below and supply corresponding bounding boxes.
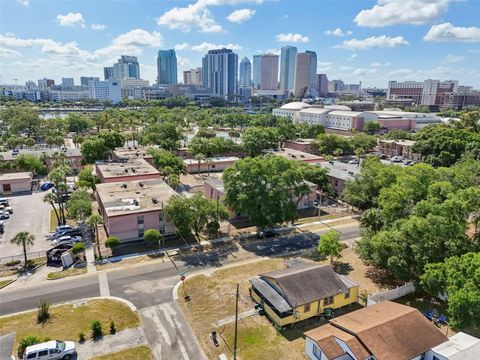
[0,191,53,258]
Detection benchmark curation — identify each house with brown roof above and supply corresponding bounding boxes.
[250,263,359,328]
[304,301,448,360]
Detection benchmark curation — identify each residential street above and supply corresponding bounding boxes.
[0,221,360,360]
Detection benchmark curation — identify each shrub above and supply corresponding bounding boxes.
[37,299,51,324]
[18,336,41,357]
[6,259,21,267]
[109,321,116,335]
[78,332,86,343]
[71,242,86,254]
[91,320,103,339]
[105,236,120,249]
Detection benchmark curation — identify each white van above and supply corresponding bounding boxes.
[23,340,76,360]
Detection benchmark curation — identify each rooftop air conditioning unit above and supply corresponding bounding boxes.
[121,183,127,188]
[131,168,136,173]
[152,197,158,204]
[139,182,144,187]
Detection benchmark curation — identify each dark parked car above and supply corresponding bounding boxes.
[0,212,10,220]
[53,228,82,239]
[40,182,54,191]
[256,230,278,239]
[0,221,4,234]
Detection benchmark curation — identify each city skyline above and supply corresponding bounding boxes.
[1,0,480,87]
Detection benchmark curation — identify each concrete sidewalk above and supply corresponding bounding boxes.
[76,327,148,359]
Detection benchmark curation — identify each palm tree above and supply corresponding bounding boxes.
[11,232,35,267]
[206,158,213,177]
[43,193,61,226]
[195,153,205,175]
[87,214,103,258]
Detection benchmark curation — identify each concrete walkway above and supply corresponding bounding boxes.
[85,247,96,273]
[76,327,147,359]
[212,308,257,328]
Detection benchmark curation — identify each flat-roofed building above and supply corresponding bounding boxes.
[316,160,360,196]
[378,139,420,161]
[184,156,239,174]
[0,148,82,173]
[113,147,155,165]
[265,148,324,164]
[96,179,177,241]
[95,158,160,183]
[283,139,315,154]
[0,172,32,194]
[363,110,442,130]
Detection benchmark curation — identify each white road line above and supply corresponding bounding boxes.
[98,272,110,297]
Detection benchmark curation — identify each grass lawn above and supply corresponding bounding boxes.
[0,299,140,355]
[0,279,15,289]
[46,267,87,280]
[49,209,59,232]
[91,345,154,360]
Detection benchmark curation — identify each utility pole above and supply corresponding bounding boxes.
[233,283,239,360]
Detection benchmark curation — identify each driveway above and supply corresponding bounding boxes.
[0,191,52,258]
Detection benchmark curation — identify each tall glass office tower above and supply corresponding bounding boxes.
[202,48,238,97]
[157,49,178,85]
[279,46,297,92]
[239,57,251,87]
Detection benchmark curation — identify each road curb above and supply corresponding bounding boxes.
[0,296,137,319]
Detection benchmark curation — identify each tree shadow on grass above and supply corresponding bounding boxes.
[175,242,240,268]
[333,261,353,275]
[365,267,404,288]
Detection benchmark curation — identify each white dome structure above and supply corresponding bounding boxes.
[280,102,312,110]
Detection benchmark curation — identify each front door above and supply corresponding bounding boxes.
[3,184,11,192]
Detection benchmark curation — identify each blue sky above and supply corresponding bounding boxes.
[1,0,480,87]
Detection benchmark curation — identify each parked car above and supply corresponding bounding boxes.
[54,225,73,233]
[40,182,54,191]
[390,156,404,163]
[0,212,10,220]
[0,221,4,234]
[23,340,76,360]
[404,160,415,166]
[348,159,360,164]
[0,198,9,206]
[256,229,278,239]
[52,228,82,239]
[0,204,13,214]
[53,235,82,244]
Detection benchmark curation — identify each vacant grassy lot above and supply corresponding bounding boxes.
[46,267,87,280]
[0,279,15,289]
[91,345,154,360]
[0,299,140,354]
[177,247,391,359]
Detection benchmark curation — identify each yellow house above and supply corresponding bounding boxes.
[250,263,359,328]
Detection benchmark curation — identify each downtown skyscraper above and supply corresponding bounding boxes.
[239,57,252,87]
[279,46,297,92]
[202,48,238,97]
[252,54,279,90]
[306,50,317,96]
[157,49,178,85]
[104,56,140,80]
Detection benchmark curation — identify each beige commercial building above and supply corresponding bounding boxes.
[0,172,33,194]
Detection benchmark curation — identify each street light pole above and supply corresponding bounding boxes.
[233,283,239,360]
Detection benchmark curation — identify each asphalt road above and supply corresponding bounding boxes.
[0,221,360,360]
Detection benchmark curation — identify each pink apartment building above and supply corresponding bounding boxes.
[184,156,240,174]
[96,179,178,242]
[95,158,161,183]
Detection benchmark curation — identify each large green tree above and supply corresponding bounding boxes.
[242,127,279,156]
[421,252,480,328]
[147,148,186,178]
[141,122,182,150]
[317,230,343,264]
[313,134,352,156]
[223,156,312,229]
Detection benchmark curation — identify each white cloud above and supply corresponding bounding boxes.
[348,53,357,60]
[190,42,242,52]
[0,47,22,58]
[265,48,280,55]
[91,24,106,31]
[275,33,310,43]
[177,56,193,68]
[324,28,352,37]
[424,23,480,43]
[17,0,29,6]
[442,54,464,63]
[156,0,262,33]
[227,8,255,23]
[370,62,391,67]
[354,0,452,27]
[56,12,86,28]
[174,43,190,50]
[317,61,333,72]
[336,35,409,50]
[94,29,163,58]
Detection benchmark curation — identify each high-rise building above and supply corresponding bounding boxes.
[316,74,329,97]
[61,78,75,88]
[107,56,140,80]
[202,48,238,97]
[294,53,313,97]
[306,50,317,95]
[104,67,114,80]
[80,76,100,86]
[183,68,202,85]
[387,79,458,106]
[157,49,178,85]
[37,78,55,91]
[280,46,297,92]
[251,54,278,90]
[239,57,251,87]
[252,55,261,90]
